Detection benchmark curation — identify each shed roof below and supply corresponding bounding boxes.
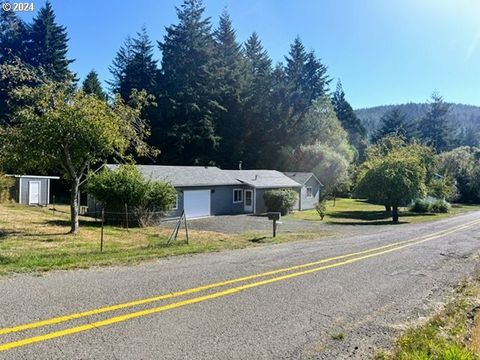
[283,172,323,186]
[224,170,302,189]
[6,174,60,179]
[106,165,242,187]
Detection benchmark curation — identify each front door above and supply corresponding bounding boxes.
[29,181,40,205]
[244,190,253,212]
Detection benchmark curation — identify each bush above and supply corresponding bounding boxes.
[86,165,177,226]
[0,173,13,203]
[410,199,431,213]
[263,189,298,216]
[430,199,450,213]
[315,200,327,220]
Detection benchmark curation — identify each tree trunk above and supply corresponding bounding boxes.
[385,205,392,212]
[392,206,399,223]
[69,177,80,234]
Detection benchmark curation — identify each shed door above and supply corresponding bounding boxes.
[29,181,40,205]
[183,190,211,219]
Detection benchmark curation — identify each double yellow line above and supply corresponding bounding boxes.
[1,218,479,352]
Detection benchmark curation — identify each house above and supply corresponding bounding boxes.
[283,172,323,210]
[87,165,322,219]
[6,175,59,206]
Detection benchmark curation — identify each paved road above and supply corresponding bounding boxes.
[1,212,480,359]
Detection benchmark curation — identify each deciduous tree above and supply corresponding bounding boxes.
[1,82,155,234]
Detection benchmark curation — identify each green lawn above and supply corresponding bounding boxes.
[286,198,480,225]
[0,203,327,276]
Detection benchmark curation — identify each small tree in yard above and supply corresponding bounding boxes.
[0,81,155,234]
[315,200,327,220]
[355,136,430,223]
[263,189,298,216]
[86,165,177,226]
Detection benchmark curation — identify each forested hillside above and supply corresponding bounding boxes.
[356,103,480,142]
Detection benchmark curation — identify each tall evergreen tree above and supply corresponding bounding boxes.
[109,27,158,100]
[158,0,221,164]
[26,1,74,82]
[332,80,367,160]
[372,108,410,143]
[283,37,330,116]
[0,10,28,63]
[82,70,106,100]
[212,10,246,167]
[0,11,30,124]
[418,92,452,152]
[242,32,274,168]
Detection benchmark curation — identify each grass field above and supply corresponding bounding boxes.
[286,198,480,225]
[0,204,326,276]
[375,275,480,359]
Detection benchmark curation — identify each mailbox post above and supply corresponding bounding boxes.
[267,212,281,237]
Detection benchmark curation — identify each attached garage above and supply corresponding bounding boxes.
[183,190,211,219]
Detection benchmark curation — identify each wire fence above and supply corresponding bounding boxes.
[83,207,189,252]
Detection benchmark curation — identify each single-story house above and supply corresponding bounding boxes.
[87,165,322,219]
[6,175,59,206]
[283,172,323,210]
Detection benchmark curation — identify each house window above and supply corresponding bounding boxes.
[233,189,243,203]
[306,186,313,198]
[173,193,179,210]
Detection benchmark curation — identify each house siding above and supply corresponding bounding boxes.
[88,185,250,218]
[169,185,249,217]
[299,176,321,210]
[19,177,50,205]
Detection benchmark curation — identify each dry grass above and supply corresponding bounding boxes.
[0,203,325,276]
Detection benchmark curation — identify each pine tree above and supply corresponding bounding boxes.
[0,11,29,124]
[108,36,133,98]
[82,70,106,100]
[212,10,246,167]
[158,0,221,164]
[276,37,331,150]
[0,10,28,63]
[26,1,74,82]
[242,32,274,168]
[373,108,410,142]
[419,92,452,152]
[332,80,367,160]
[109,27,158,100]
[284,37,330,115]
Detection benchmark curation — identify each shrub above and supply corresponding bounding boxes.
[86,165,177,226]
[410,199,431,213]
[430,199,450,213]
[315,200,327,220]
[0,173,13,203]
[263,189,298,216]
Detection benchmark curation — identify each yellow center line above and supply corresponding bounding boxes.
[0,218,479,338]
[0,218,478,352]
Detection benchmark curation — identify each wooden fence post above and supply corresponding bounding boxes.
[125,203,129,230]
[100,208,105,252]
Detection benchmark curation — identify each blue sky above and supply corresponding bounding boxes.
[17,0,480,108]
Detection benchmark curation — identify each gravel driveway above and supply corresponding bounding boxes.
[159,214,382,237]
[160,214,331,234]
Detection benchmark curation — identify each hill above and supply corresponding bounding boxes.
[355,103,480,140]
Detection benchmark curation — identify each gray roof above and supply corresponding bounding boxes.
[106,165,242,187]
[283,172,322,186]
[224,170,302,189]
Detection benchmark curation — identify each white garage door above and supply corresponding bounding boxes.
[183,190,211,219]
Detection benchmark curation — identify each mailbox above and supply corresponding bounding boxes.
[267,212,281,221]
